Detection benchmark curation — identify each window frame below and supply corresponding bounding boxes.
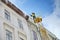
[18,19,23,30]
[4,9,10,21]
[6,30,12,40]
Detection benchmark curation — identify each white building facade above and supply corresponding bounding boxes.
[0,0,32,40]
[27,18,41,40]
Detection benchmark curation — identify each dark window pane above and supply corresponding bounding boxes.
[5,9,10,20]
[6,30,12,40]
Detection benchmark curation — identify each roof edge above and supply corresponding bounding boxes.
[1,0,25,18]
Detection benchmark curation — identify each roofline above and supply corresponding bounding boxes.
[1,0,25,18]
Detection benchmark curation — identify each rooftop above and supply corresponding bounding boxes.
[1,0,25,18]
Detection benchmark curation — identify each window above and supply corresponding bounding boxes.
[32,31,38,40]
[19,37,24,40]
[18,19,23,29]
[5,9,10,20]
[6,30,12,40]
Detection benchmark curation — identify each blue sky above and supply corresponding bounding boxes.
[9,0,54,18]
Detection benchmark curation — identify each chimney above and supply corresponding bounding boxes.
[25,15,29,20]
